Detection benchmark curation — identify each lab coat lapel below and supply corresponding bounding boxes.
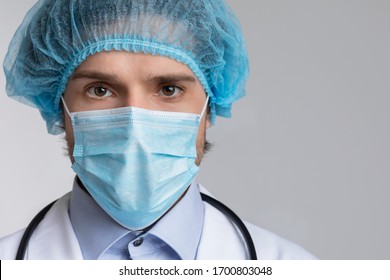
[26,193,83,260]
[196,186,247,259]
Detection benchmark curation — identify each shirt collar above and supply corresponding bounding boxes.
[148,181,204,260]
[69,177,204,260]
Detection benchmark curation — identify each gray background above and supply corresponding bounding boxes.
[1,0,389,259]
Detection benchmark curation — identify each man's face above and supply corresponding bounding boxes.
[63,51,210,165]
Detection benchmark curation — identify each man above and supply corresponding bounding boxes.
[0,0,315,259]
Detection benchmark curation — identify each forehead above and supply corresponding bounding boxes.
[73,51,197,78]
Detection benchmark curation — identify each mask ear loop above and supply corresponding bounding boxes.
[199,95,210,119]
[60,96,72,117]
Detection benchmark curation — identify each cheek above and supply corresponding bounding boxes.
[196,115,207,139]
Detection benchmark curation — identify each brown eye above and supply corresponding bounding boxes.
[160,85,182,97]
[86,85,113,98]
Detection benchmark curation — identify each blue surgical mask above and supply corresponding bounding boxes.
[62,97,209,230]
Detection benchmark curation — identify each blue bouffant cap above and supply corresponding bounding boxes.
[4,0,249,134]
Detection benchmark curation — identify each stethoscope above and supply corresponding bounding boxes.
[15,191,257,260]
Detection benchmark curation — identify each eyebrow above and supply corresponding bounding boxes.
[145,73,197,85]
[69,71,120,82]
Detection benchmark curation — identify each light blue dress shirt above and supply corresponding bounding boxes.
[69,178,204,260]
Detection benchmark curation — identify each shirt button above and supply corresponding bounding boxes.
[133,237,144,247]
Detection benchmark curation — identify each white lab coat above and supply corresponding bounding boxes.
[0,191,316,260]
